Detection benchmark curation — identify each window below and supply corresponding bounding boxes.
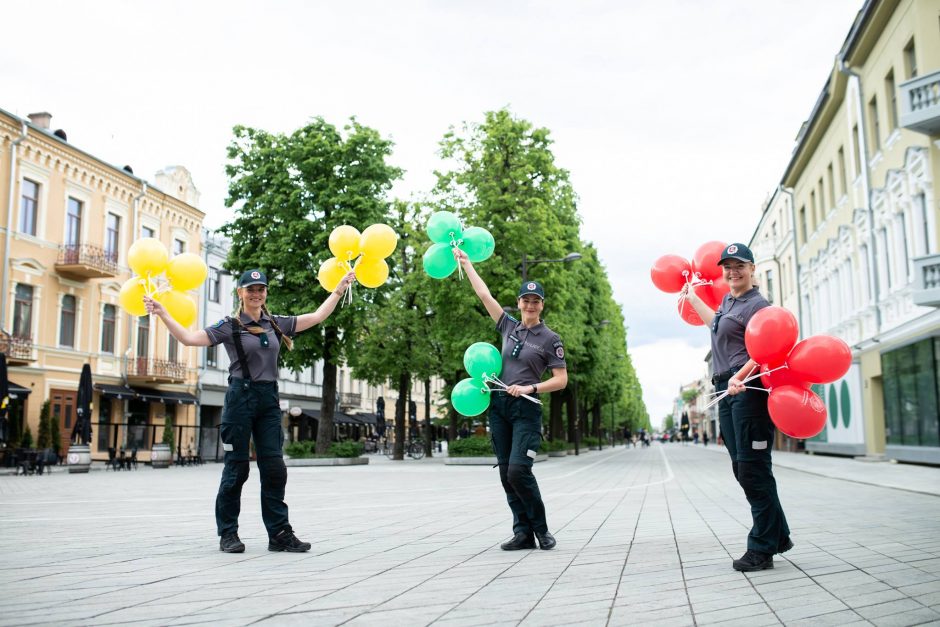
[766,269,775,304]
[818,178,826,218]
[209,267,220,303]
[206,344,218,368]
[60,294,76,348]
[915,193,930,255]
[97,398,112,453]
[882,338,939,447]
[827,163,835,208]
[799,206,807,244]
[904,38,917,79]
[101,304,116,353]
[173,239,185,255]
[852,125,862,177]
[810,191,818,230]
[868,97,881,154]
[13,284,33,338]
[19,179,38,236]
[141,225,155,239]
[898,213,910,283]
[168,336,179,362]
[838,147,847,197]
[105,213,120,262]
[885,69,898,131]
[137,315,149,358]
[66,197,82,247]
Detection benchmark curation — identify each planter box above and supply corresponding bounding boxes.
[284,457,369,467]
[548,450,567,457]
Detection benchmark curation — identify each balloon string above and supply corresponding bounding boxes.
[450,234,463,281]
[485,374,542,405]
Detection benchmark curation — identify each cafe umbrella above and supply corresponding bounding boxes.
[0,352,9,444]
[72,364,93,445]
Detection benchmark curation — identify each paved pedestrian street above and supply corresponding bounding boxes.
[1,444,938,627]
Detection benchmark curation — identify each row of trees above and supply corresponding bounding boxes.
[220,109,649,458]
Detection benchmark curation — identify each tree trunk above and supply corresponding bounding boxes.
[565,388,577,445]
[550,391,563,441]
[447,371,460,441]
[424,378,433,457]
[316,327,338,455]
[591,402,601,448]
[394,372,408,460]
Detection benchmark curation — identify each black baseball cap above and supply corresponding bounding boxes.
[518,280,545,299]
[718,243,754,265]
[238,269,268,288]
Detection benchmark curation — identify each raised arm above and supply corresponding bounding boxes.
[295,271,356,333]
[454,248,504,323]
[144,296,212,347]
[680,283,716,327]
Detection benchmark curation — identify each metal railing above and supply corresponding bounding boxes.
[339,392,362,407]
[125,357,187,381]
[56,243,119,275]
[900,70,940,135]
[0,334,33,361]
[912,253,940,307]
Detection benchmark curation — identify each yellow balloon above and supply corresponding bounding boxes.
[359,223,398,259]
[354,257,389,289]
[119,277,148,317]
[166,253,208,291]
[329,225,361,260]
[318,257,347,292]
[127,238,169,277]
[155,290,197,328]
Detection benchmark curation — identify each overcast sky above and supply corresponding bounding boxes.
[4,0,863,423]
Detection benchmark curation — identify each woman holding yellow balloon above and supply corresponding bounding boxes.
[144,267,355,554]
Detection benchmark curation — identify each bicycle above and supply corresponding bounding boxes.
[382,437,425,460]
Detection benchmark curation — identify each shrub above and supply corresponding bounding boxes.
[285,440,315,458]
[162,416,174,449]
[543,439,568,452]
[328,441,363,458]
[582,436,600,447]
[449,435,493,457]
[49,410,61,455]
[36,400,52,449]
[20,424,33,449]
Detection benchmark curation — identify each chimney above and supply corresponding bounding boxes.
[27,112,52,129]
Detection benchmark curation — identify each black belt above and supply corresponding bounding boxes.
[711,367,741,385]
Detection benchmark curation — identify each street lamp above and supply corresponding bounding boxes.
[520,251,582,281]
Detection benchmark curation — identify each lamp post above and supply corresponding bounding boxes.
[520,251,582,282]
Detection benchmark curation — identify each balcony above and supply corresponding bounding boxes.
[899,70,940,136]
[339,392,362,408]
[125,357,187,384]
[0,334,34,363]
[912,253,940,307]
[55,244,119,279]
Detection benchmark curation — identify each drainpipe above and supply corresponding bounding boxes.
[839,59,881,335]
[779,185,804,337]
[2,121,28,336]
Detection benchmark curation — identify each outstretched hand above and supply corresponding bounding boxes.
[453,247,470,267]
[334,271,356,295]
[143,295,164,317]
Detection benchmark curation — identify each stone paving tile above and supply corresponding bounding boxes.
[869,607,940,627]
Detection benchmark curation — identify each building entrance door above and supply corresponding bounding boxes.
[50,389,77,453]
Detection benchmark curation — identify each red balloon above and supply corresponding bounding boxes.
[787,335,852,384]
[760,363,811,391]
[767,385,828,439]
[651,255,691,293]
[745,306,799,366]
[691,241,727,281]
[678,298,704,326]
[695,276,730,311]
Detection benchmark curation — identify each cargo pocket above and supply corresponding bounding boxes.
[524,431,542,460]
[219,423,248,460]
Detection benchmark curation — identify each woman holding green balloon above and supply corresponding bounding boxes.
[454,248,568,551]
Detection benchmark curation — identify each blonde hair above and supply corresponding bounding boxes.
[232,292,293,351]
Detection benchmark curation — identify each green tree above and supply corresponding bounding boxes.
[36,400,52,449]
[222,118,402,455]
[162,415,174,450]
[20,423,33,449]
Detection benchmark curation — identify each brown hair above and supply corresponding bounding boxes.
[231,297,294,351]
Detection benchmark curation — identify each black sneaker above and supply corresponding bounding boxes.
[500,532,536,551]
[778,537,794,554]
[733,549,773,572]
[268,529,311,552]
[219,532,245,553]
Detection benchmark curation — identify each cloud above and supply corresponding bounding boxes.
[631,338,711,426]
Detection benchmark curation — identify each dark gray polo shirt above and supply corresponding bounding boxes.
[710,287,768,374]
[205,312,297,382]
[496,313,566,387]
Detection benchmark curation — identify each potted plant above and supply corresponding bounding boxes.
[151,415,173,468]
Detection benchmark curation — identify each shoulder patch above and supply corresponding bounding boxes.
[211,318,227,329]
[552,340,565,359]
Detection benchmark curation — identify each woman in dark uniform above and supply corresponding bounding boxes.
[681,243,792,572]
[145,268,355,553]
[454,249,568,551]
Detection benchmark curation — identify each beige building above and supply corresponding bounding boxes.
[0,108,205,464]
[761,0,940,463]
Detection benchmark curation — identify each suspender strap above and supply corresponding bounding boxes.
[230,318,252,381]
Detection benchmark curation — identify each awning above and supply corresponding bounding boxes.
[133,388,198,405]
[95,384,137,399]
[297,407,362,424]
[7,381,31,399]
[353,413,378,425]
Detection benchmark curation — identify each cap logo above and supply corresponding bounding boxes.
[727,245,738,254]
[527,282,537,290]
[251,271,261,279]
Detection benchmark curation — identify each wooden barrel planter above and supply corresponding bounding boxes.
[151,443,172,469]
[66,444,92,474]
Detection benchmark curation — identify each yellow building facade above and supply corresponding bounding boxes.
[772,0,940,463]
[0,108,205,464]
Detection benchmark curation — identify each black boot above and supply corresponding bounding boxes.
[268,529,311,552]
[219,532,245,553]
[500,532,535,551]
[733,550,773,572]
[535,531,556,550]
[778,537,794,554]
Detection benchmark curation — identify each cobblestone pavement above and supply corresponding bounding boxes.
[0,444,938,626]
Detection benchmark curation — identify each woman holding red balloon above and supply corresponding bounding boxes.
[681,242,792,573]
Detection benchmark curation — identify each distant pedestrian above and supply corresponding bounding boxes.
[703,430,709,447]
[681,242,792,572]
[146,268,355,554]
[458,422,470,440]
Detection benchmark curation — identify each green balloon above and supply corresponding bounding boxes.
[427,211,463,244]
[460,226,495,263]
[423,243,457,279]
[452,377,491,417]
[464,342,502,380]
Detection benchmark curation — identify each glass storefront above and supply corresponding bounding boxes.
[883,337,940,448]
